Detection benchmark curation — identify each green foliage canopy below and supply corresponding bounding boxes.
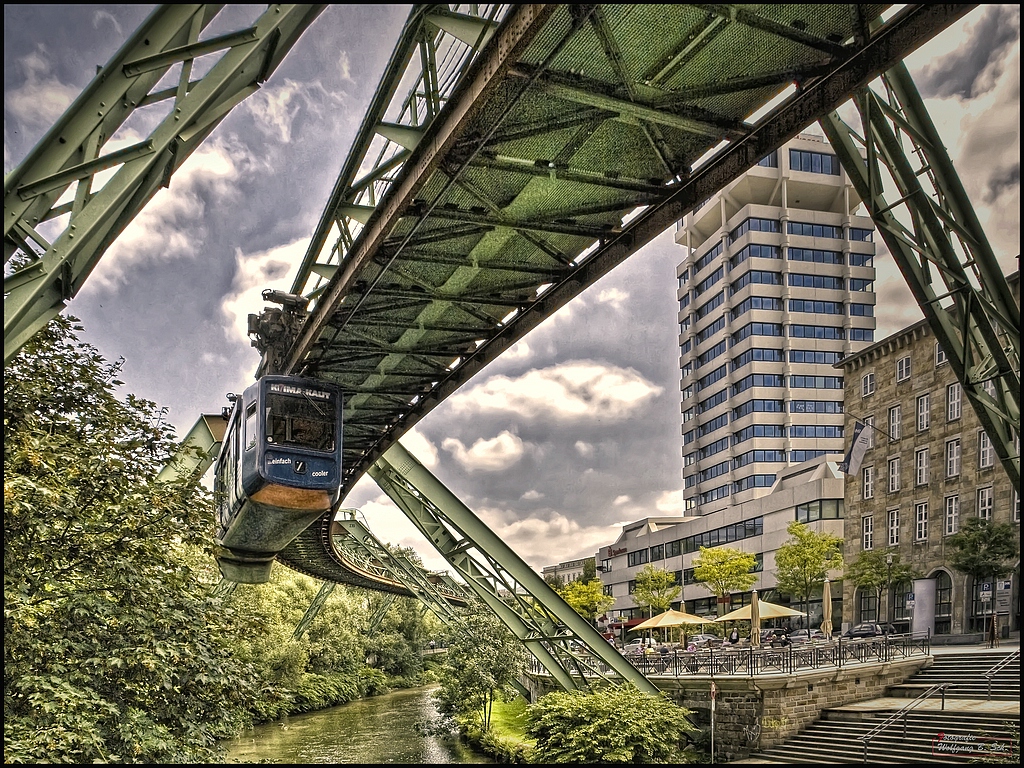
[691,547,756,614]
[432,609,528,731]
[558,578,614,624]
[947,518,1019,582]
[4,317,267,763]
[773,521,843,614]
[526,684,698,763]
[631,564,682,619]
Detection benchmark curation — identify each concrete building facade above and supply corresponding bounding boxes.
[597,456,845,636]
[836,274,1020,638]
[674,133,877,516]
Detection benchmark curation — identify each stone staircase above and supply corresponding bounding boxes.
[742,650,1020,764]
[888,650,1020,700]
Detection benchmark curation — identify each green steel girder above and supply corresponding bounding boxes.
[367,593,400,633]
[820,62,1020,490]
[292,581,337,638]
[155,413,226,483]
[332,511,472,624]
[4,4,326,364]
[369,440,660,695]
[280,3,977,501]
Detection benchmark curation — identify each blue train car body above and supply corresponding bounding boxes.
[214,375,344,582]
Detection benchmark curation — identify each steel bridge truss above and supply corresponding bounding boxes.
[369,440,659,695]
[822,62,1020,489]
[4,4,327,364]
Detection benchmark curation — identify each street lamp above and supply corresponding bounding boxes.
[885,553,893,627]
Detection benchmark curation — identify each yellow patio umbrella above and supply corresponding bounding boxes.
[714,600,803,623]
[820,579,834,637]
[749,590,761,646]
[634,609,708,645]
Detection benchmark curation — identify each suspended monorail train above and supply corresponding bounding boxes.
[213,375,344,583]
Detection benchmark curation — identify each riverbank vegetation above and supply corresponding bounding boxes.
[4,318,444,763]
[6,316,700,765]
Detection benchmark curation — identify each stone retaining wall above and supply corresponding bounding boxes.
[522,655,930,762]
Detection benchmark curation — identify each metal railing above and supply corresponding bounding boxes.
[985,649,1020,700]
[860,683,955,763]
[531,634,932,679]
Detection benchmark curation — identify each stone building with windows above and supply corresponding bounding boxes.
[596,456,845,637]
[836,274,1020,638]
[541,556,594,587]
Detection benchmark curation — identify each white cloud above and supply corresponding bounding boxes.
[442,430,525,471]
[473,507,623,566]
[521,489,544,501]
[596,286,628,309]
[574,440,594,458]
[5,47,80,130]
[220,238,306,344]
[447,361,663,421]
[246,79,304,143]
[398,429,439,468]
[612,495,630,506]
[653,488,690,516]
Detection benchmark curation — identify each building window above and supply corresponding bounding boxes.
[935,343,948,366]
[888,457,900,493]
[862,373,875,397]
[945,438,961,478]
[863,466,874,499]
[888,405,901,441]
[858,588,878,623]
[627,549,649,567]
[896,356,911,382]
[935,572,952,635]
[947,382,961,421]
[864,416,875,448]
[790,148,841,175]
[978,430,994,469]
[944,495,960,535]
[977,487,993,521]
[915,501,928,541]
[915,447,929,486]
[888,508,900,546]
[862,515,873,550]
[916,393,930,431]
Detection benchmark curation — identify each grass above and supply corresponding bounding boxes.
[489,695,532,741]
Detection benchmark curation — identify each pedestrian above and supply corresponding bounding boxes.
[429,639,435,652]
[729,627,740,644]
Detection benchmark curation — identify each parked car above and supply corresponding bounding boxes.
[686,633,720,648]
[622,638,654,655]
[843,622,896,639]
[790,628,829,643]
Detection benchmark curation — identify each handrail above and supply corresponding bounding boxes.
[860,683,955,763]
[985,649,1020,700]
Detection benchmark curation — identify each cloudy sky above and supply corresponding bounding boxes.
[5,5,1019,576]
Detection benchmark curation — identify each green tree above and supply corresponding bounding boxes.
[432,609,528,732]
[526,684,698,763]
[948,518,1019,635]
[692,547,756,617]
[559,578,614,626]
[4,316,268,763]
[774,521,844,630]
[632,564,682,619]
[580,557,598,583]
[844,549,916,626]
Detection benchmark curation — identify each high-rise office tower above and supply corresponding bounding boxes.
[675,133,877,515]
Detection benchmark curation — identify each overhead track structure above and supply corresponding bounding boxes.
[369,440,661,694]
[4,4,327,364]
[273,3,980,504]
[821,62,1020,489]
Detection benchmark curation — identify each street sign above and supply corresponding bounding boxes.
[980,582,992,601]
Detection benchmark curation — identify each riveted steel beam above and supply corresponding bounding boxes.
[821,61,1019,490]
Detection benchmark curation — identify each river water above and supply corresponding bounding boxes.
[222,686,493,764]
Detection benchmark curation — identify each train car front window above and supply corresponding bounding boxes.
[265,392,335,452]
